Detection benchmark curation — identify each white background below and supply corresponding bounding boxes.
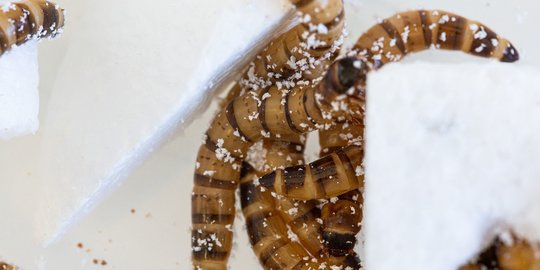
[1,0,539,269]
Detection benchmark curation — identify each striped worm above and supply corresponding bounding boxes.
[460,233,540,270]
[222,0,345,108]
[318,122,364,257]
[256,138,362,263]
[250,8,521,266]
[193,7,519,270]
[240,164,362,269]
[0,0,64,57]
[192,1,345,268]
[0,262,15,270]
[259,9,519,200]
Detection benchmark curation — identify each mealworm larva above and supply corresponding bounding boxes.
[0,0,64,57]
[318,122,364,257]
[259,144,363,200]
[192,0,345,268]
[459,232,540,270]
[353,9,518,69]
[240,164,362,270]
[320,189,363,257]
[193,7,519,269]
[221,0,345,108]
[258,9,519,200]
[0,262,16,270]
[258,138,346,260]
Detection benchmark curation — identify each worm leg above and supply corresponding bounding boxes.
[0,0,64,56]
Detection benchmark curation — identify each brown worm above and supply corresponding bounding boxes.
[221,0,345,108]
[192,0,345,268]
[318,121,364,257]
[258,9,519,200]
[257,137,362,264]
[193,7,519,269]
[353,9,518,69]
[240,164,362,270]
[0,262,15,270]
[0,0,64,57]
[459,232,540,270]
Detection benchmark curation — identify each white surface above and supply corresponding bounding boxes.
[0,42,39,140]
[35,0,293,244]
[364,62,540,270]
[1,0,540,269]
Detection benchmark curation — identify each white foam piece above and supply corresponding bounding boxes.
[36,0,293,244]
[364,62,540,270]
[0,42,39,140]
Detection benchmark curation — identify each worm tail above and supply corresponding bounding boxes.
[353,9,518,69]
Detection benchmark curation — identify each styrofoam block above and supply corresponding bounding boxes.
[0,42,39,140]
[35,0,293,244]
[364,62,540,270]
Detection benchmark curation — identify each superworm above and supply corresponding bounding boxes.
[258,9,519,200]
[222,0,345,106]
[240,164,362,269]
[459,232,540,270]
[0,0,64,57]
[318,122,364,256]
[192,0,345,268]
[192,8,519,270]
[0,262,15,270]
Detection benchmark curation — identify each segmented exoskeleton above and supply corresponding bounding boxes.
[247,134,362,268]
[0,262,15,270]
[193,7,520,270]
[240,164,362,270]
[259,9,519,200]
[192,0,345,268]
[0,0,64,57]
[318,121,364,257]
[459,232,540,270]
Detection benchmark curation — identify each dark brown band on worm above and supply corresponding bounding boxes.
[194,174,237,190]
[284,95,303,134]
[259,171,277,188]
[419,10,432,49]
[258,89,271,134]
[310,155,337,193]
[203,134,242,160]
[302,94,319,126]
[240,182,259,209]
[379,19,406,54]
[283,165,307,191]
[323,231,356,256]
[246,210,274,245]
[226,101,253,143]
